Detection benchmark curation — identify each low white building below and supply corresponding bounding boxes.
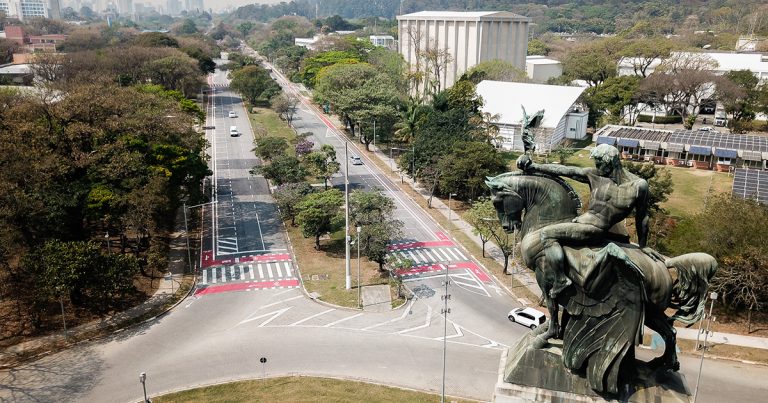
[294,35,320,50]
[476,80,588,152]
[369,35,395,49]
[526,55,562,83]
[619,51,768,82]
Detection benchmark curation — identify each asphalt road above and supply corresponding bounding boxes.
[2,56,768,403]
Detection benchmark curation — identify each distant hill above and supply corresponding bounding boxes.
[230,0,768,36]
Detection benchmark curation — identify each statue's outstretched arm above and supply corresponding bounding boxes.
[531,163,591,183]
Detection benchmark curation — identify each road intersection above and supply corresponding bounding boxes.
[2,58,768,403]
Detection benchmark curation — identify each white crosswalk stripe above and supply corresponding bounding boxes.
[200,261,297,285]
[386,247,472,270]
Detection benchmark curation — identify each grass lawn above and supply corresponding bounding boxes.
[154,376,473,403]
[286,223,392,308]
[248,106,296,142]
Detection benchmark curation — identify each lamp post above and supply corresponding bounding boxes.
[56,285,67,340]
[184,201,218,274]
[345,142,351,290]
[105,232,111,255]
[390,146,415,176]
[441,261,451,403]
[693,291,718,403]
[372,120,376,148]
[139,372,149,403]
[448,193,457,221]
[356,225,362,308]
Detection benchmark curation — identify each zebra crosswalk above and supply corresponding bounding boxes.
[200,261,295,285]
[387,246,468,265]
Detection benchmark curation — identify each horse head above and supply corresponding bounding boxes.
[486,175,525,234]
[486,172,582,237]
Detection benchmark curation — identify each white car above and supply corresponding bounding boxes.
[228,111,237,118]
[508,307,546,329]
[350,156,363,165]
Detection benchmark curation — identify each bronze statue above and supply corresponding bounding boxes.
[486,145,718,396]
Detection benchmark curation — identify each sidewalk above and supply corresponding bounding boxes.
[0,209,192,368]
[328,122,768,352]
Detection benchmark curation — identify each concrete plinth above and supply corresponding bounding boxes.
[494,333,691,402]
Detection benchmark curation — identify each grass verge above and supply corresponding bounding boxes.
[248,106,296,142]
[154,376,474,403]
[642,335,768,366]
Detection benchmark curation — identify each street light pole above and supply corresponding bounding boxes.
[448,193,457,220]
[139,372,149,403]
[372,120,376,148]
[441,262,451,403]
[57,286,67,340]
[183,202,192,274]
[357,225,362,308]
[693,291,718,403]
[345,142,351,290]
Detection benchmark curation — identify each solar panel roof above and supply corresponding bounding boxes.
[732,168,768,204]
[668,130,768,153]
[605,127,671,142]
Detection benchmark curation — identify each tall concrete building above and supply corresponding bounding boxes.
[0,0,50,20]
[117,0,132,15]
[397,11,531,92]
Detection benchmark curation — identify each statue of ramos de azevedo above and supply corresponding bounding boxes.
[485,126,718,396]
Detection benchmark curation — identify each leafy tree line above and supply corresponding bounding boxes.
[0,28,213,335]
[252,134,403,270]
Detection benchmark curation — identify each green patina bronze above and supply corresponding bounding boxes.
[486,144,718,397]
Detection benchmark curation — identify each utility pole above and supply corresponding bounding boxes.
[441,263,451,403]
[693,292,718,403]
[345,142,351,290]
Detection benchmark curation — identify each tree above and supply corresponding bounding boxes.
[582,75,641,127]
[300,50,360,87]
[710,248,768,332]
[271,93,300,125]
[133,32,179,48]
[470,111,501,144]
[295,138,314,158]
[562,39,622,86]
[229,65,281,105]
[273,182,314,226]
[175,19,199,35]
[527,38,550,56]
[143,55,203,97]
[304,144,340,190]
[252,155,306,185]
[644,52,718,119]
[296,189,344,249]
[349,190,402,270]
[620,38,673,78]
[437,141,506,201]
[419,43,454,97]
[465,60,528,83]
[465,198,499,257]
[253,136,289,161]
[716,70,760,125]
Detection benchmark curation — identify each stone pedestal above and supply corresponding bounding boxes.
[494,333,691,402]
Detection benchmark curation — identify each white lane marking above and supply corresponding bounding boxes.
[284,262,292,277]
[423,249,437,261]
[230,266,236,280]
[323,313,364,327]
[435,248,452,261]
[432,322,464,340]
[212,267,218,284]
[414,249,429,263]
[259,295,304,310]
[239,265,244,279]
[258,263,264,278]
[267,263,274,278]
[445,248,460,260]
[238,307,292,327]
[289,309,336,326]
[454,249,467,260]
[362,299,415,330]
[202,269,208,284]
[249,264,255,280]
[406,250,421,264]
[276,263,283,278]
[397,305,433,334]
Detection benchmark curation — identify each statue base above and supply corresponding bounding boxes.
[493,333,691,402]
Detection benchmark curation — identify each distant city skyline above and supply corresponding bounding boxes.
[62,0,285,13]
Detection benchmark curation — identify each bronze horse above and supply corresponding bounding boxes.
[487,172,718,394]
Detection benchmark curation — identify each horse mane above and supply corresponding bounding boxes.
[491,171,583,212]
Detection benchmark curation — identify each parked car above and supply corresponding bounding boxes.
[350,156,363,165]
[228,111,237,118]
[507,307,546,329]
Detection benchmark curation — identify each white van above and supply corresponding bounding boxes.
[230,126,239,137]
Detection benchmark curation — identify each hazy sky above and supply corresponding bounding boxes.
[158,0,285,12]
